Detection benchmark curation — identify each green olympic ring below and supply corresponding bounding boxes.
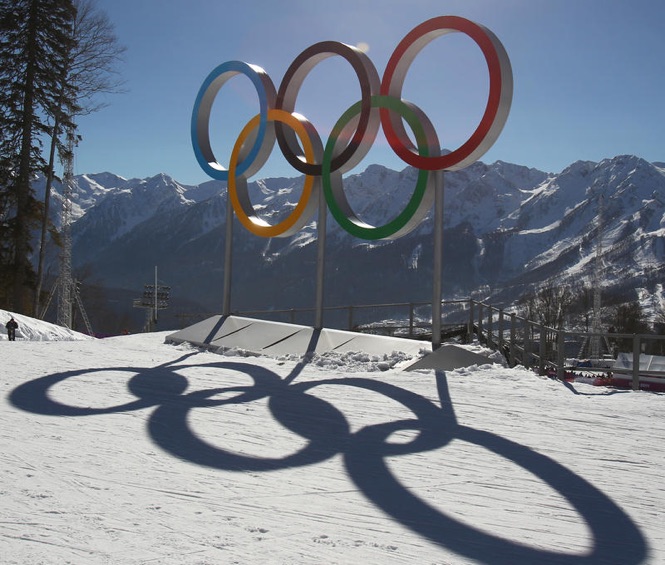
[322,95,437,240]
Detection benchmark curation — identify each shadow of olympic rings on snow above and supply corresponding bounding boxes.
[9,352,649,564]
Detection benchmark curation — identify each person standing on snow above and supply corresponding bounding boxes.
[5,317,18,341]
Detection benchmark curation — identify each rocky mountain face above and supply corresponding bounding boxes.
[37,154,665,330]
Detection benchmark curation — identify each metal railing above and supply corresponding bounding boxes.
[236,299,470,338]
[232,298,665,391]
[468,299,665,391]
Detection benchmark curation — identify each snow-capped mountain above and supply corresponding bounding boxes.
[488,156,665,300]
[39,153,665,328]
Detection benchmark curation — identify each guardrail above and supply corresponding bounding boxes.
[237,300,469,338]
[233,299,665,391]
[468,299,665,391]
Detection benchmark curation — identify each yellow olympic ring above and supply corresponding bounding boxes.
[228,109,322,238]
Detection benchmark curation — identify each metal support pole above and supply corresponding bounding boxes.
[539,324,546,375]
[154,266,158,326]
[315,180,327,330]
[409,303,414,338]
[523,317,530,368]
[510,313,516,367]
[477,303,484,343]
[487,307,493,349]
[498,309,504,352]
[432,170,444,350]
[222,192,234,316]
[557,330,565,380]
[632,334,640,391]
[468,299,474,342]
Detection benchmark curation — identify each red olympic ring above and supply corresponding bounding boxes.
[380,15,513,171]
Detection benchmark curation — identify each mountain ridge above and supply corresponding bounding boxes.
[35,154,665,330]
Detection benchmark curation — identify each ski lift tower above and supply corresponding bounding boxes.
[133,266,171,331]
[590,194,604,360]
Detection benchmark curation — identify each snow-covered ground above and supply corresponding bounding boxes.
[1,312,663,564]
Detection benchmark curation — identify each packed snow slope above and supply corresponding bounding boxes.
[1,314,663,564]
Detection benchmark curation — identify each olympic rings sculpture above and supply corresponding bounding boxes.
[192,16,512,240]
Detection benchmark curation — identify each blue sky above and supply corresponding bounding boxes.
[74,0,665,185]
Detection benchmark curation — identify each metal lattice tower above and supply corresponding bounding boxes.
[56,128,75,328]
[54,128,93,335]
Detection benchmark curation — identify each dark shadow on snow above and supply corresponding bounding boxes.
[9,350,649,564]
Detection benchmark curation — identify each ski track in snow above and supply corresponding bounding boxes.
[0,331,663,564]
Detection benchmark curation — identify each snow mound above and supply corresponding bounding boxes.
[202,345,425,372]
[0,308,92,341]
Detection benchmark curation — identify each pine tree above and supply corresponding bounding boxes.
[0,0,76,313]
